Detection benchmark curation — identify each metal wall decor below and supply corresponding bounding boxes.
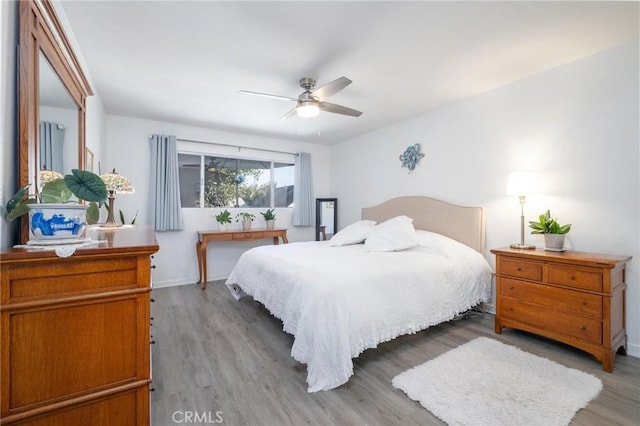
[399,143,425,171]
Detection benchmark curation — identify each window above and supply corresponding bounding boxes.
[178,153,295,209]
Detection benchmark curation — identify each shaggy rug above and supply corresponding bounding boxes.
[392,337,602,426]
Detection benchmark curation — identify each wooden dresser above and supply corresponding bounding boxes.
[492,247,631,372]
[0,226,158,425]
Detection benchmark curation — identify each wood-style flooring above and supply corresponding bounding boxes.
[151,281,640,425]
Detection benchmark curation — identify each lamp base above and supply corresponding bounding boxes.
[510,243,536,250]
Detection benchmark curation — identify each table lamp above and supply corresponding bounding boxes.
[507,171,537,249]
[100,169,135,227]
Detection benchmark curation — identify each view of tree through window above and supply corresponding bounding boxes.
[178,153,295,208]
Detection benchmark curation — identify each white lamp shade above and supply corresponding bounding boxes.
[506,171,538,196]
[297,102,319,118]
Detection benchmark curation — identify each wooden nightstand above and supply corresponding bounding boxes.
[491,247,631,372]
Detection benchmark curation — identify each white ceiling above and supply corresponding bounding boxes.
[59,1,638,145]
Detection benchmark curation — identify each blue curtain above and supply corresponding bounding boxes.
[39,121,65,172]
[293,152,313,226]
[149,134,184,231]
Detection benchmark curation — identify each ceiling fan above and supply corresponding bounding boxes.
[240,76,363,120]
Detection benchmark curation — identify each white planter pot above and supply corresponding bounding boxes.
[27,203,88,241]
[242,220,252,231]
[265,219,275,230]
[544,234,566,252]
[217,222,230,231]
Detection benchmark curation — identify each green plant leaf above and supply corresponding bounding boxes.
[5,198,36,222]
[64,169,107,203]
[5,184,31,217]
[119,209,126,225]
[87,202,100,224]
[41,179,72,203]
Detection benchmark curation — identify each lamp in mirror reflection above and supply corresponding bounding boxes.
[39,168,63,187]
[507,171,538,250]
[100,169,135,227]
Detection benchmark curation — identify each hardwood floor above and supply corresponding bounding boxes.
[151,281,640,425]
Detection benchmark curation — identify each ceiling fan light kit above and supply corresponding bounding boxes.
[240,76,362,120]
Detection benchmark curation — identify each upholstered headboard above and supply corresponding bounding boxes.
[361,196,485,254]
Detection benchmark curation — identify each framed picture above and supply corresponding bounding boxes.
[85,147,94,172]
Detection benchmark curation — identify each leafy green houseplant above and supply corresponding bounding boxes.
[529,210,572,251]
[215,209,232,225]
[215,209,232,230]
[235,212,255,231]
[261,208,276,230]
[5,169,107,223]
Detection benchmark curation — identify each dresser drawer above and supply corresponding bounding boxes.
[501,297,602,345]
[500,258,542,281]
[232,232,263,240]
[500,278,602,318]
[546,264,603,292]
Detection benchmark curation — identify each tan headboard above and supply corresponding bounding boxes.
[361,196,485,254]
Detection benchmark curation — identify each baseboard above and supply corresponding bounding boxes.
[626,342,640,358]
[152,275,228,288]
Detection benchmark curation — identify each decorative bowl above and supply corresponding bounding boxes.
[27,203,88,241]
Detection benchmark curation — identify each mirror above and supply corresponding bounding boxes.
[18,0,93,242]
[38,52,78,175]
[316,198,337,241]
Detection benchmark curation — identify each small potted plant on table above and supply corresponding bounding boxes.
[235,212,255,231]
[261,208,276,230]
[528,209,572,251]
[214,209,232,231]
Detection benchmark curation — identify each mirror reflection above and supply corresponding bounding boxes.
[38,51,78,175]
[316,198,337,241]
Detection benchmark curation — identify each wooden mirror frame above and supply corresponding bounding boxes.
[18,0,93,243]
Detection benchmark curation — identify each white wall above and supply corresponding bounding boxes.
[331,41,640,356]
[104,115,331,287]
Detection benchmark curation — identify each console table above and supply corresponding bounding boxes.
[196,228,288,289]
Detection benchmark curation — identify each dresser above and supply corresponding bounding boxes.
[0,226,158,425]
[492,247,631,372]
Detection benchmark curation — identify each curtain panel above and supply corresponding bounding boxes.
[149,134,184,231]
[39,121,65,172]
[293,152,313,226]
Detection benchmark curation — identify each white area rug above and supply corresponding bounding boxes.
[392,337,602,426]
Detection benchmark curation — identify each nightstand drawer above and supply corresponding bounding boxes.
[547,265,603,292]
[500,258,542,281]
[501,278,602,318]
[502,297,602,345]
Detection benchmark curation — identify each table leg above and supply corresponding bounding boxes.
[281,234,288,244]
[200,240,209,289]
[196,240,203,284]
[273,236,279,245]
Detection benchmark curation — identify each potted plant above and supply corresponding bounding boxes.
[235,212,255,231]
[215,209,232,231]
[4,169,107,240]
[261,208,276,230]
[528,209,572,252]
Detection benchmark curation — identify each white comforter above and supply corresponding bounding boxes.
[225,231,492,392]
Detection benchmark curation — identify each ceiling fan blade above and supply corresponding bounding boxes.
[311,76,352,100]
[280,106,299,120]
[319,102,362,117]
[239,90,297,102]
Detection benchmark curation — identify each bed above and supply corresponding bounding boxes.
[225,196,492,392]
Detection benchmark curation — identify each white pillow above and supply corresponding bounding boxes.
[329,220,376,246]
[364,215,421,252]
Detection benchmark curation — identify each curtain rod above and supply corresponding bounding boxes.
[148,135,298,156]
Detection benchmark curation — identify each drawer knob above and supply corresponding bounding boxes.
[571,276,576,280]
[509,286,514,290]
[517,267,522,271]
[581,326,587,331]
[582,301,588,306]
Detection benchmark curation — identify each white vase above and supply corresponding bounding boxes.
[544,234,566,252]
[242,220,252,231]
[27,203,88,241]
[217,222,229,231]
[266,219,275,230]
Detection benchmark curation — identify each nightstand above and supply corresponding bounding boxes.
[491,247,631,372]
